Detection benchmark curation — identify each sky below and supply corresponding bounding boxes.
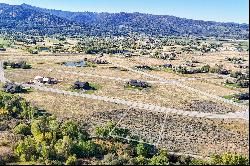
[0,0,249,23]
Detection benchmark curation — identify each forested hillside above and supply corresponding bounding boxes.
[0,3,248,39]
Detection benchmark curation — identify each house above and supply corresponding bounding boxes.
[218,69,230,75]
[0,48,6,51]
[3,82,26,94]
[135,65,152,70]
[90,59,109,64]
[9,61,31,69]
[63,61,86,67]
[39,47,50,52]
[34,76,58,84]
[31,50,38,54]
[34,76,43,83]
[53,43,64,47]
[210,48,216,52]
[10,62,22,68]
[73,81,93,90]
[186,63,196,67]
[186,69,195,74]
[44,77,58,84]
[234,93,249,100]
[237,47,243,52]
[127,80,150,88]
[238,64,249,69]
[162,64,173,68]
[159,52,177,60]
[26,39,36,45]
[124,52,132,57]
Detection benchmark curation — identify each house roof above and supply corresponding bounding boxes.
[34,76,43,80]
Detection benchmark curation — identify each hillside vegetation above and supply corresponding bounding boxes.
[0,3,248,39]
[0,92,249,165]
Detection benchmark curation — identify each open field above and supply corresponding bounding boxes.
[3,55,245,113]
[109,109,249,157]
[0,37,249,158]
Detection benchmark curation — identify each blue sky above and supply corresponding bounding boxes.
[0,0,249,23]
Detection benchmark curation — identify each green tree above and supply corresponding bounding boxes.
[14,136,38,162]
[95,121,116,139]
[73,140,102,158]
[31,116,54,143]
[39,141,51,160]
[149,149,169,165]
[135,155,148,165]
[13,123,31,136]
[48,116,60,139]
[60,120,89,141]
[19,100,38,120]
[136,143,155,157]
[136,143,148,157]
[61,120,79,139]
[101,153,128,165]
[210,152,249,165]
[65,155,77,165]
[54,136,74,159]
[201,65,210,73]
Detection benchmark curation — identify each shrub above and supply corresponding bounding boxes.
[233,93,249,100]
[43,159,63,165]
[31,117,54,143]
[136,143,156,158]
[95,121,116,139]
[13,123,31,135]
[101,153,128,165]
[14,136,38,162]
[201,65,210,73]
[61,120,89,141]
[61,121,79,139]
[149,149,169,165]
[189,158,209,165]
[0,108,8,116]
[73,140,102,158]
[65,155,77,165]
[210,152,249,165]
[0,92,37,118]
[54,136,74,159]
[135,155,148,165]
[236,80,249,88]
[230,71,243,78]
[209,66,222,73]
[4,61,32,69]
[3,82,27,94]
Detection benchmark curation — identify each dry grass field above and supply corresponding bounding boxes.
[4,59,243,113]
[0,42,249,157]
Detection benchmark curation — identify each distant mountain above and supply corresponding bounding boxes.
[0,3,84,35]
[0,3,249,39]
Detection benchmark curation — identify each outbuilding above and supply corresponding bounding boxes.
[127,79,150,88]
[74,81,94,90]
[0,48,6,51]
[162,64,173,68]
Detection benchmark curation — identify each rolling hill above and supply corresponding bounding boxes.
[0,3,248,39]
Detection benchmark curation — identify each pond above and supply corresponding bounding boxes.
[39,47,50,51]
[63,61,87,67]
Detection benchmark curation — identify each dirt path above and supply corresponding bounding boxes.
[0,60,248,120]
[108,60,249,116]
